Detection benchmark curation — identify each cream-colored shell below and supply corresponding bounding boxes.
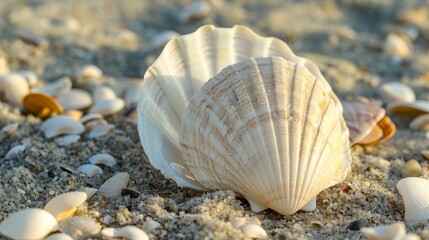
[44,191,87,221]
[114,226,149,240]
[40,116,85,138]
[180,57,351,215]
[56,89,93,110]
[378,82,415,104]
[75,65,102,79]
[92,86,117,103]
[137,25,343,191]
[0,208,58,240]
[397,177,429,222]
[89,98,125,116]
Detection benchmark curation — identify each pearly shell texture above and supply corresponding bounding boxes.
[97,172,129,197]
[180,57,351,215]
[138,24,342,191]
[0,208,58,240]
[40,116,85,138]
[360,222,406,240]
[44,191,87,221]
[397,177,429,222]
[89,153,117,166]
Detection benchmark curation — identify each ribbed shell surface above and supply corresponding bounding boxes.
[137,25,343,190]
[180,57,351,215]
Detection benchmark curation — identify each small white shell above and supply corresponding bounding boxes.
[44,191,87,221]
[45,233,74,240]
[397,177,429,221]
[56,89,93,110]
[240,224,268,239]
[378,82,415,104]
[97,172,129,197]
[360,222,406,240]
[409,114,429,130]
[81,187,98,199]
[114,226,149,240]
[88,123,115,138]
[34,77,72,97]
[55,134,81,146]
[0,122,19,140]
[93,86,117,103]
[142,220,161,232]
[75,65,102,79]
[40,116,85,138]
[179,0,211,23]
[89,153,117,166]
[77,164,104,177]
[0,73,30,108]
[5,144,26,158]
[0,208,58,240]
[100,227,116,238]
[89,98,125,116]
[58,216,101,239]
[383,33,412,58]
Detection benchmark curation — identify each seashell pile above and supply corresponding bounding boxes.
[137,25,352,215]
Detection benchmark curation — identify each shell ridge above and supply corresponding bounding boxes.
[287,62,298,206]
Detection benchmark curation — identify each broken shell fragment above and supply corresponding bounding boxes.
[58,216,101,239]
[56,89,93,110]
[114,226,149,240]
[55,134,80,146]
[89,153,117,166]
[77,164,104,177]
[0,208,58,240]
[34,77,72,97]
[100,227,116,238]
[80,113,104,125]
[360,222,406,240]
[5,144,26,158]
[23,92,63,119]
[97,172,129,197]
[44,191,87,221]
[397,177,429,222]
[409,114,429,130]
[89,98,125,116]
[378,82,415,104]
[0,73,30,108]
[40,116,85,138]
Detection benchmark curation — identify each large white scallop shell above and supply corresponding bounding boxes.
[397,177,429,222]
[180,57,351,215]
[137,24,342,190]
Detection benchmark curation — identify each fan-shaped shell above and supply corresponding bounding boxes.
[397,177,429,222]
[44,191,87,221]
[180,57,351,215]
[137,24,342,190]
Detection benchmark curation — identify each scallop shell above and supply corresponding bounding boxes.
[137,24,342,191]
[397,177,429,222]
[180,57,351,215]
[44,191,87,221]
[0,208,58,240]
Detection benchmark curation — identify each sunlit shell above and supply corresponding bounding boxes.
[179,0,211,23]
[55,134,81,146]
[81,187,98,199]
[88,123,115,138]
[5,144,26,159]
[360,222,406,240]
[0,73,30,108]
[342,99,385,145]
[75,65,102,79]
[240,224,268,239]
[387,100,429,116]
[409,114,429,130]
[383,33,412,58]
[89,153,117,166]
[56,89,93,110]
[40,116,85,138]
[34,77,72,97]
[0,122,19,141]
[180,57,350,215]
[378,82,415,104]
[23,92,63,119]
[44,191,87,221]
[89,98,125,116]
[0,208,58,240]
[58,216,101,239]
[114,226,149,240]
[97,172,129,197]
[77,164,104,177]
[397,177,429,221]
[93,85,117,104]
[356,116,396,145]
[138,25,342,192]
[62,110,83,121]
[45,233,74,240]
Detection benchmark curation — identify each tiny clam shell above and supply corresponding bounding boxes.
[93,86,117,103]
[240,224,268,239]
[56,89,93,110]
[40,116,85,138]
[0,208,58,240]
[89,153,117,166]
[58,216,101,239]
[5,144,26,159]
[114,226,149,240]
[397,177,429,221]
[44,191,87,221]
[23,92,63,119]
[34,77,72,97]
[360,222,406,240]
[409,114,429,130]
[0,122,19,141]
[378,82,415,104]
[75,65,102,79]
[383,33,412,58]
[0,73,30,108]
[387,100,429,116]
[77,164,104,177]
[55,134,81,147]
[88,123,115,138]
[89,98,125,116]
[45,233,74,240]
[179,0,211,23]
[97,172,129,197]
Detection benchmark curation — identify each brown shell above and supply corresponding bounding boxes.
[22,92,63,119]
